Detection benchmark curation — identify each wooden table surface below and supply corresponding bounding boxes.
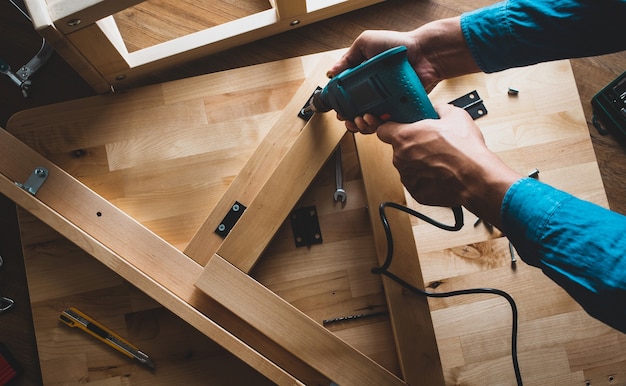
[4,47,625,384]
[1,1,625,385]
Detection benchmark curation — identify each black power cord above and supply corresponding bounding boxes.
[372,202,523,386]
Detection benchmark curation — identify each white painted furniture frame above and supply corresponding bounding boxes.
[23,0,385,93]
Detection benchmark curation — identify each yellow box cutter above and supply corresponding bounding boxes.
[59,307,155,370]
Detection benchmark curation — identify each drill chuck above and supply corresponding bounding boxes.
[304,88,332,114]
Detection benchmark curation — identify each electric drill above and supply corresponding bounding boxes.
[302,46,438,123]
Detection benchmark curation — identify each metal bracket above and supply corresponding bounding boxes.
[290,206,323,247]
[449,90,487,120]
[215,201,247,238]
[5,0,55,97]
[298,86,321,121]
[15,167,48,195]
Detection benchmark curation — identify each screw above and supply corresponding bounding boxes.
[232,204,240,212]
[218,224,226,232]
[34,168,47,178]
[289,20,300,26]
[528,168,540,179]
[67,18,82,27]
[509,241,517,263]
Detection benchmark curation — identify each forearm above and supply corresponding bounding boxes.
[502,178,626,333]
[407,17,481,88]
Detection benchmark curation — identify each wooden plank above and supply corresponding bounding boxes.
[183,55,339,266]
[271,0,307,19]
[23,0,112,93]
[213,112,346,273]
[354,134,445,385]
[48,0,146,35]
[66,19,131,77]
[0,128,326,385]
[25,0,384,91]
[198,254,407,386]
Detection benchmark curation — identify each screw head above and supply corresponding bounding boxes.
[34,168,47,178]
[67,18,82,27]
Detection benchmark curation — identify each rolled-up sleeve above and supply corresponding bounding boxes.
[501,178,626,333]
[460,0,626,73]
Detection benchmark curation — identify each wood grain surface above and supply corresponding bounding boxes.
[6,50,625,385]
[1,0,625,385]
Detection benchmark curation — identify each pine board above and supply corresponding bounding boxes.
[5,52,624,385]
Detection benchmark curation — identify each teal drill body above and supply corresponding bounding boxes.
[306,46,438,123]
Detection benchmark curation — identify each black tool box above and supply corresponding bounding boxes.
[592,70,626,143]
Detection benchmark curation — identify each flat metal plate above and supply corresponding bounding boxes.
[290,206,323,247]
[448,90,487,120]
[215,201,247,238]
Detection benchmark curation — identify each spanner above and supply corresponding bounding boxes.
[333,146,347,202]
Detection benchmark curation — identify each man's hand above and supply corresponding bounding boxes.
[329,16,481,134]
[377,104,522,228]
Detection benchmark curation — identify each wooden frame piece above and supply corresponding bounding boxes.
[0,129,305,385]
[355,134,445,383]
[1,52,443,384]
[24,0,385,93]
[0,121,407,384]
[183,56,340,266]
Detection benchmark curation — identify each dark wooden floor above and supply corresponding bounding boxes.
[1,0,624,384]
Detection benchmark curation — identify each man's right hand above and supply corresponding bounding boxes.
[376,103,522,229]
[328,17,481,134]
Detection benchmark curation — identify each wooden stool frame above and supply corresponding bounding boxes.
[0,55,443,385]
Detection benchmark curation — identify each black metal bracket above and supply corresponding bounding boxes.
[449,90,487,120]
[215,201,247,238]
[290,206,323,248]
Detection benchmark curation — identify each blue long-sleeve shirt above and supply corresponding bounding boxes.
[460,0,626,333]
[502,179,626,333]
[461,0,626,73]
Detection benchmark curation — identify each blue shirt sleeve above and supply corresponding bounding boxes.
[460,0,626,73]
[501,178,626,333]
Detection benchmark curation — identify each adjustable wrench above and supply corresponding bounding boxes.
[333,146,347,202]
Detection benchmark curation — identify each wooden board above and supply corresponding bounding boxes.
[24,0,385,92]
[6,53,625,385]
